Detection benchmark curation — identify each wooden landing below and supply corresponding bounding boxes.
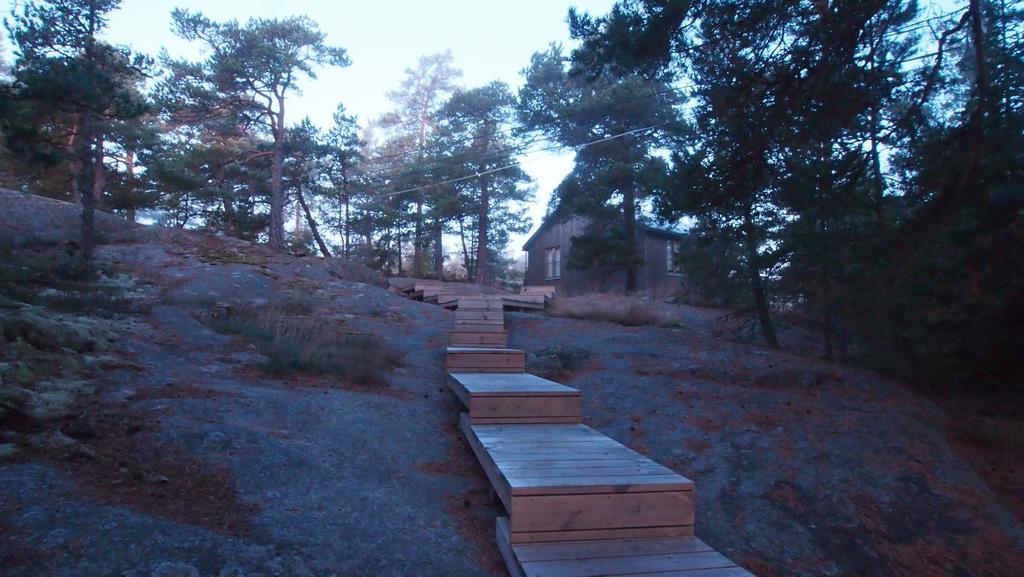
[447,347,526,373]
[496,518,752,577]
[449,372,581,424]
[462,416,695,544]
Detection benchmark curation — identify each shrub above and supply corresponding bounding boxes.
[207,305,402,387]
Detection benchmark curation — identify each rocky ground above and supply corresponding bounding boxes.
[1,189,1022,577]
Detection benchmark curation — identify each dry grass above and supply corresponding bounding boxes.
[548,295,678,327]
[206,304,402,387]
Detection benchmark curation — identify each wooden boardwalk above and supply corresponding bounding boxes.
[397,280,754,577]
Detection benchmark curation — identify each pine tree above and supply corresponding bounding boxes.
[519,45,679,292]
[3,0,149,259]
[437,82,533,284]
[160,10,349,249]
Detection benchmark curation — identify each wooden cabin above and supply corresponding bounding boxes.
[522,215,685,297]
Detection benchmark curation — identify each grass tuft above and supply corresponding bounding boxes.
[207,305,402,387]
[548,295,675,327]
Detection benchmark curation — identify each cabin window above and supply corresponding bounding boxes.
[667,240,682,275]
[545,246,561,279]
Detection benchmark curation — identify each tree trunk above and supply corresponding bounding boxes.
[78,4,99,260]
[867,30,887,232]
[433,219,444,279]
[413,195,423,276]
[475,173,489,285]
[397,231,404,275]
[742,208,779,349]
[223,197,237,236]
[92,133,105,204]
[78,113,96,261]
[269,98,286,249]
[619,139,639,292]
[623,186,638,292]
[343,192,351,261]
[296,187,332,258]
[458,217,471,279]
[125,149,136,223]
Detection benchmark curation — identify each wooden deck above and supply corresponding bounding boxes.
[496,518,753,577]
[463,416,695,544]
[449,372,581,424]
[392,279,757,577]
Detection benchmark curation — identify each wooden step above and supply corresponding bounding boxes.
[496,517,752,577]
[449,331,509,348]
[456,297,505,310]
[447,347,526,373]
[521,286,555,297]
[449,373,581,424]
[503,294,547,310]
[455,309,505,323]
[453,322,507,333]
[462,417,695,544]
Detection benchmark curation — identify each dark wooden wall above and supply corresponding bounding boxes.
[525,217,684,297]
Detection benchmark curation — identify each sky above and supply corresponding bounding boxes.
[0,0,619,253]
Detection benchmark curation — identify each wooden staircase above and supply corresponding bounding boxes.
[399,280,755,577]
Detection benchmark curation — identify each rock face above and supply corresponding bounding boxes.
[0,188,135,247]
[324,257,388,287]
[1,191,1022,577]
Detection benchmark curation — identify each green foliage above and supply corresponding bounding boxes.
[570,0,1024,389]
[518,45,679,291]
[160,10,350,248]
[434,81,534,282]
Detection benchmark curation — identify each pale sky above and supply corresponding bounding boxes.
[1,0,619,251]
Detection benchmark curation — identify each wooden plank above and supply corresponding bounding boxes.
[455,310,505,322]
[470,416,582,425]
[508,475,690,496]
[486,450,647,462]
[456,298,505,310]
[497,459,656,471]
[509,525,695,545]
[519,550,737,577]
[450,373,577,396]
[453,322,507,333]
[447,354,526,373]
[497,517,528,577]
[449,331,509,347]
[503,294,547,307]
[510,491,694,533]
[512,536,713,563]
[471,423,595,435]
[611,569,754,577]
[502,464,677,479]
[461,413,513,507]
[471,396,581,419]
[446,346,524,355]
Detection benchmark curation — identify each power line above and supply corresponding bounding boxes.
[363,7,968,172]
[362,8,973,195]
[370,124,665,200]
